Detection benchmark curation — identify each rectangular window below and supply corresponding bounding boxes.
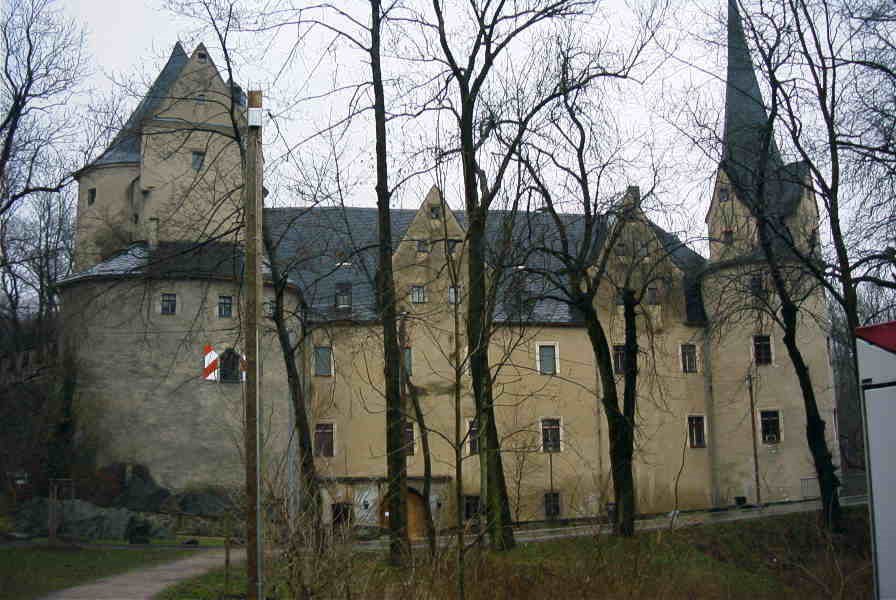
[430,205,441,219]
[719,186,730,202]
[447,239,460,254]
[448,286,461,305]
[160,293,177,315]
[263,301,275,318]
[416,240,429,253]
[753,335,772,365]
[218,295,233,318]
[537,343,557,375]
[544,492,561,519]
[464,495,480,520]
[613,345,625,374]
[410,285,426,304]
[761,410,781,444]
[688,415,706,448]
[749,274,765,296]
[314,423,334,457]
[191,151,205,171]
[645,284,659,305]
[615,289,625,306]
[722,229,734,245]
[681,343,698,373]
[335,283,352,309]
[403,347,413,377]
[314,346,333,377]
[87,188,96,206]
[541,418,561,453]
[196,93,207,104]
[468,419,479,455]
[404,422,415,456]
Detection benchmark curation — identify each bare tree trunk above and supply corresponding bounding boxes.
[370,0,408,564]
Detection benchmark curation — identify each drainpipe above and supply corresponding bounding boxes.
[702,327,721,507]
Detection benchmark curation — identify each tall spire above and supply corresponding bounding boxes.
[721,0,782,193]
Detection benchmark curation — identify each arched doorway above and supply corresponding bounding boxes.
[379,488,427,539]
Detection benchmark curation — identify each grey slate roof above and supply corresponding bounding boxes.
[58,241,251,287]
[85,43,190,169]
[721,0,806,221]
[264,206,707,327]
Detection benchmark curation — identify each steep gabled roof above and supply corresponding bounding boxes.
[85,43,190,170]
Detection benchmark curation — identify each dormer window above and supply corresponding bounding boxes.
[430,205,441,219]
[197,51,208,62]
[335,283,352,310]
[416,240,429,253]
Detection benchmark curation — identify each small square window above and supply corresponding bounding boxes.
[87,188,96,206]
[160,293,177,315]
[218,295,233,318]
[760,410,780,444]
[753,335,772,365]
[613,344,625,374]
[541,418,561,453]
[722,229,734,245]
[335,283,352,310]
[719,186,730,202]
[468,419,479,455]
[410,285,426,304]
[688,415,706,448]
[416,240,429,253]
[448,286,461,305]
[404,422,415,456]
[196,93,207,104]
[544,492,561,519]
[191,151,205,171]
[197,51,208,62]
[537,343,557,375]
[314,346,333,377]
[314,423,334,457]
[681,343,698,373]
[447,239,460,254]
[430,205,441,219]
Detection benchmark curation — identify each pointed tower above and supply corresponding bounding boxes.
[73,43,246,270]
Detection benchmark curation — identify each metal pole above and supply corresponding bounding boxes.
[747,372,762,506]
[244,89,264,600]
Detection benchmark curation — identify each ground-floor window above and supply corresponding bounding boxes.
[464,495,480,520]
[314,423,335,457]
[544,492,561,519]
[688,415,706,448]
[761,410,781,444]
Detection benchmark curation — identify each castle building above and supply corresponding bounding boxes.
[58,3,838,535]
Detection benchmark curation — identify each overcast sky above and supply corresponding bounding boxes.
[62,0,730,244]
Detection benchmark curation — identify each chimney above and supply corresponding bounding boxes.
[148,217,159,251]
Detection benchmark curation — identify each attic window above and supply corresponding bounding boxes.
[719,186,730,202]
[430,205,441,219]
[197,51,208,62]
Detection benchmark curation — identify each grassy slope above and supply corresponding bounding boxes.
[0,545,194,600]
[159,508,872,599]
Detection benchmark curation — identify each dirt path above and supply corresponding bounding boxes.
[39,548,245,600]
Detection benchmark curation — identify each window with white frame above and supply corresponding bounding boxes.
[760,410,781,444]
[314,423,334,457]
[753,335,773,365]
[448,286,461,305]
[536,343,557,375]
[613,345,625,374]
[541,418,561,453]
[314,346,333,377]
[410,285,426,304]
[160,293,177,315]
[681,344,698,373]
[218,295,233,318]
[688,415,706,448]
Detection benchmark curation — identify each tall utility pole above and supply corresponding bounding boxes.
[244,89,264,600]
[747,372,762,506]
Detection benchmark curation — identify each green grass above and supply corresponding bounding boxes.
[0,545,195,600]
[159,509,873,599]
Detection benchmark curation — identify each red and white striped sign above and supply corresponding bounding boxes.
[203,345,219,381]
